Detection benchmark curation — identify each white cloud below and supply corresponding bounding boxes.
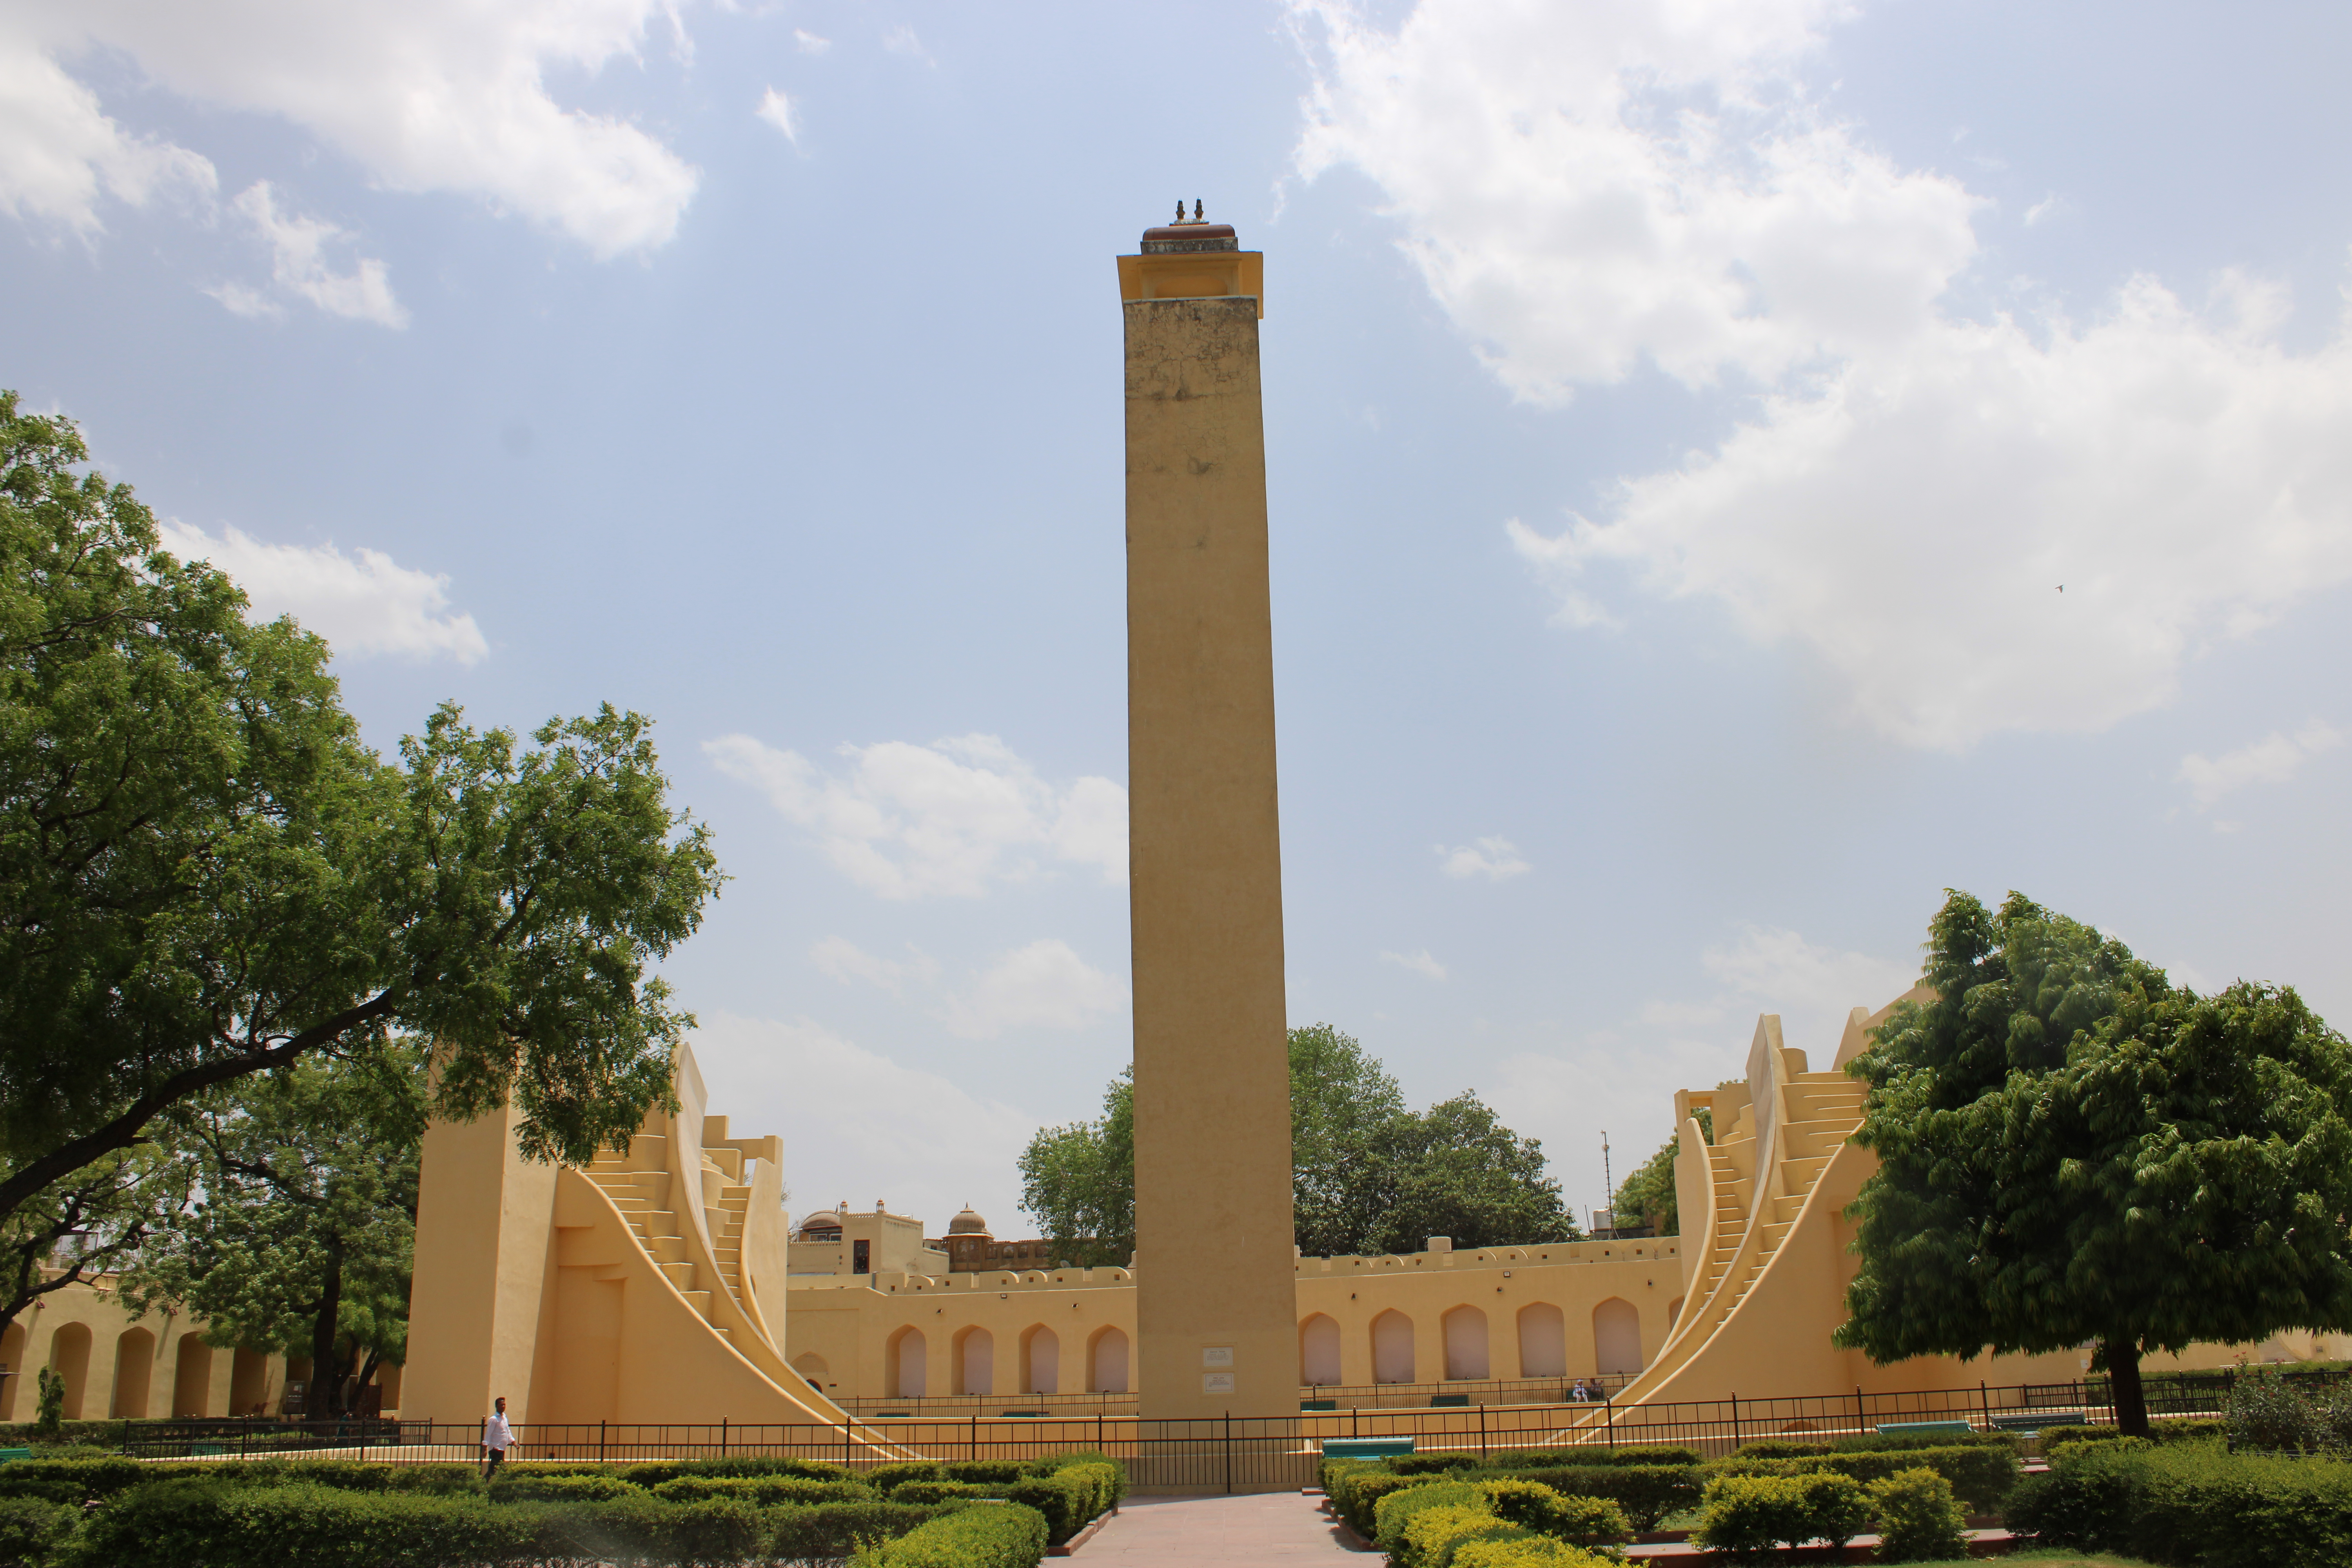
[810,936,938,994]
[704,732,1127,899]
[754,86,798,146]
[1379,948,1448,981]
[1296,1,2352,751]
[224,181,406,327]
[881,24,929,61]
[2023,192,2069,227]
[1438,835,1530,881]
[1700,924,1915,1055]
[0,32,216,232]
[687,1010,1038,1240]
[157,519,488,662]
[9,2,699,258]
[2179,719,2343,811]
[940,940,1126,1040]
[793,28,830,54]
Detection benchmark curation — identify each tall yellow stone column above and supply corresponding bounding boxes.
[1118,215,1295,1423]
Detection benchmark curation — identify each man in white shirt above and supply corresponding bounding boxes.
[481,1396,514,1479]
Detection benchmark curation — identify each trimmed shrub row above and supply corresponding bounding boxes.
[2008,1437,2352,1568]
[1709,1442,2018,1514]
[1372,1479,1633,1568]
[1691,1466,1972,1564]
[848,1502,1051,1568]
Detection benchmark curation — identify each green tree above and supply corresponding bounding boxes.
[1611,1109,1712,1238]
[0,392,724,1348]
[1018,1024,1578,1262]
[1837,890,2352,1435]
[121,1046,426,1415]
[1017,1067,1134,1268]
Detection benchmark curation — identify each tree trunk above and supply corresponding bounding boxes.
[2105,1335,2149,1437]
[309,1244,345,1417]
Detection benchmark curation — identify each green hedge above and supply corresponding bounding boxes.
[2042,1418,2228,1450]
[940,1461,1031,1486]
[1483,1445,1702,1469]
[1397,1504,1529,1568]
[1471,1480,1630,1547]
[1329,1469,1443,1537]
[2007,1438,2352,1568]
[617,1453,856,1487]
[848,1501,1050,1568]
[0,1496,75,1568]
[867,1461,946,1490]
[891,1480,995,1506]
[1375,1483,1485,1555]
[1708,1442,2018,1513]
[1499,1465,1701,1532]
[1448,1541,1613,1568]
[647,1474,874,1506]
[1694,1471,1871,1557]
[1005,1462,1120,1544]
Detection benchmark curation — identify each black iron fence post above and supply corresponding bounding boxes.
[970,1413,978,1463]
[1855,1386,1865,1439]
[1224,1412,1232,1496]
[720,1417,728,1455]
[1605,1392,1615,1452]
[1730,1393,1740,1450]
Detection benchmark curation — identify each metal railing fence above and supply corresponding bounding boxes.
[111,1368,2303,1487]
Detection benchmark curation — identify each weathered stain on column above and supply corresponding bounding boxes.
[1120,217,1296,1425]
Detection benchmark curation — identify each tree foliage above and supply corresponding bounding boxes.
[120,1047,426,1414]
[1838,890,2352,1434]
[0,390,724,1345]
[1611,1108,1710,1238]
[1018,1024,1578,1264]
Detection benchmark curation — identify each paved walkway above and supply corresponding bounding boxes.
[1080,1492,1367,1563]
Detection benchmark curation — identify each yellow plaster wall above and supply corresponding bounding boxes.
[0,1279,286,1421]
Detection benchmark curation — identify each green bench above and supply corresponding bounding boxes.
[871,1412,910,1419]
[0,1448,29,1465]
[1991,1412,2086,1435]
[999,1410,1045,1419]
[1321,1437,1416,1460]
[1430,1394,1470,1407]
[1300,1399,1337,1412]
[1873,1420,1975,1439]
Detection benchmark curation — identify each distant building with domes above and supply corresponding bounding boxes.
[932,1207,1059,1274]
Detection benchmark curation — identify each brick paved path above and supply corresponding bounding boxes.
[1079,1492,1365,1564]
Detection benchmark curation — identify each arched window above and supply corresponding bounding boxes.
[171,1333,214,1417]
[0,1323,25,1421]
[1021,1325,1060,1395]
[1441,1306,1489,1381]
[887,1327,927,1399]
[1299,1314,1341,1387]
[229,1347,270,1415]
[1593,1297,1642,1376]
[1667,1295,1685,1327]
[47,1323,92,1420]
[1516,1303,1567,1378]
[1087,1326,1129,1394]
[955,1326,995,1396]
[110,1327,156,1418]
[1371,1310,1414,1384]
[793,1352,830,1390]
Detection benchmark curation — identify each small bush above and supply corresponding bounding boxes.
[1376,1482,1485,1555]
[1331,1471,1445,1538]
[1473,1480,1632,1547]
[1834,1430,2014,1454]
[866,1461,945,1490]
[0,1495,75,1568]
[1392,1454,1484,1476]
[1694,1472,1869,1561]
[2231,1372,2327,1453]
[765,1501,965,1562]
[848,1501,1050,1568]
[1006,1462,1120,1544]
[1868,1467,1970,1563]
[1449,1541,1613,1568]
[1708,1442,2018,1514]
[1399,1504,1527,1568]
[1500,1465,1701,1532]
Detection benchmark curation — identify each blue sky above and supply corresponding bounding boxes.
[7,0,2350,1239]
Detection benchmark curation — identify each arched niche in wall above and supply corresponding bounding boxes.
[1298,1314,1341,1387]
[954,1326,995,1397]
[47,1323,92,1420]
[1087,1325,1129,1394]
[1593,1296,1642,1376]
[1517,1303,1567,1379]
[886,1327,927,1399]
[171,1333,213,1417]
[792,1351,829,1390]
[1370,1309,1415,1384]
[1020,1325,1060,1395]
[1441,1305,1490,1381]
[110,1327,155,1418]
